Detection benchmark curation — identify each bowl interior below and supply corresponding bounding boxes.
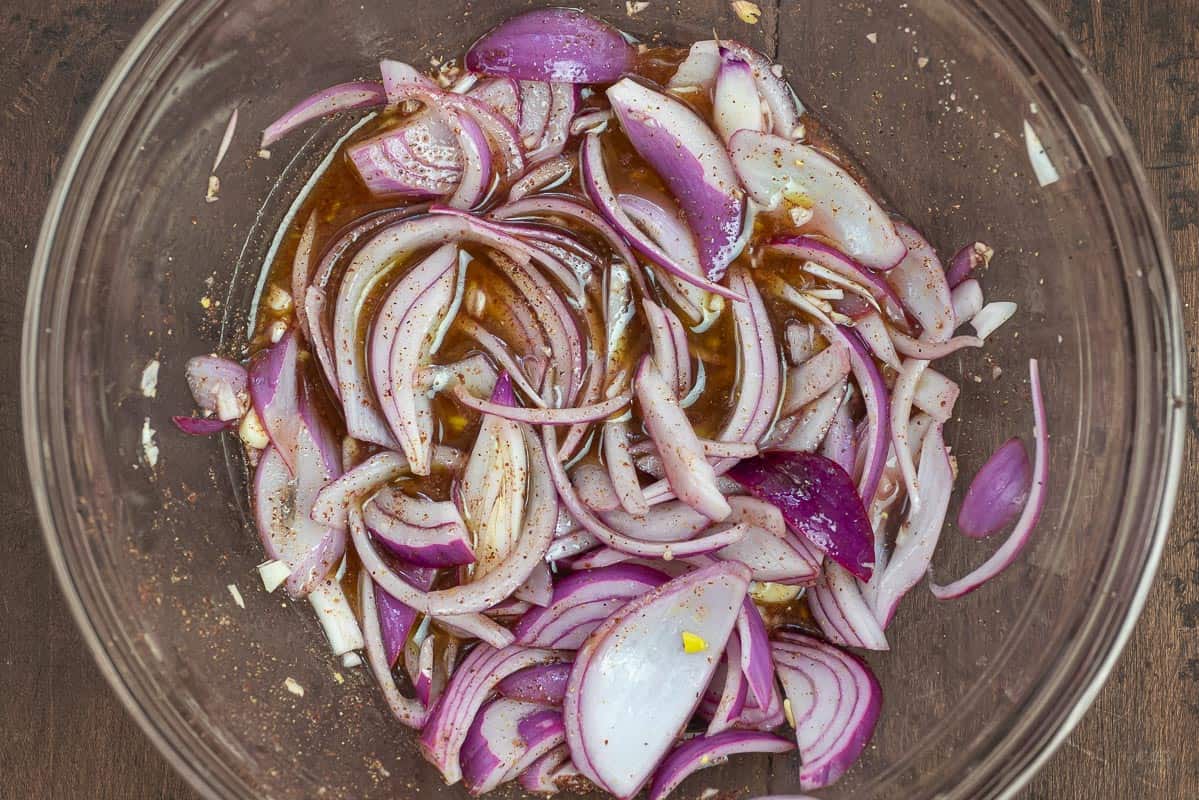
[24,1,1183,799]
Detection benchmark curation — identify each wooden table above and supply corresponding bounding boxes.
[0,1,1194,797]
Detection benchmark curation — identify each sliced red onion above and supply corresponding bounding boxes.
[347,112,463,197]
[380,59,439,101]
[809,563,890,651]
[887,223,955,342]
[827,325,890,505]
[421,644,565,784]
[772,382,846,454]
[497,662,572,705]
[643,301,680,395]
[369,242,460,473]
[636,356,730,521]
[526,83,578,164]
[945,241,994,288]
[872,423,953,626]
[470,77,521,129]
[618,192,719,329]
[261,80,387,147]
[171,416,235,436]
[912,367,960,423]
[765,236,906,326]
[715,497,821,584]
[668,40,804,139]
[718,267,780,447]
[570,108,613,135]
[514,563,669,648]
[564,562,751,797]
[603,421,649,517]
[365,499,476,568]
[772,633,882,790]
[290,213,318,342]
[731,131,905,269]
[602,501,717,544]
[891,358,929,511]
[546,529,600,563]
[248,330,301,470]
[185,355,249,421]
[359,571,428,729]
[785,321,817,366]
[607,79,746,281]
[435,613,517,649]
[579,135,743,302]
[730,452,874,581]
[782,342,850,416]
[462,699,567,795]
[932,360,1049,598]
[353,428,556,615]
[509,155,572,201]
[889,329,983,360]
[971,301,1018,340]
[517,81,553,149]
[466,8,634,84]
[950,278,984,328]
[446,109,493,209]
[705,634,748,735]
[820,390,856,475]
[519,745,579,795]
[572,460,621,513]
[853,311,902,371]
[516,561,555,608]
[452,382,630,425]
[713,48,769,142]
[648,730,795,800]
[543,425,748,559]
[312,450,415,529]
[957,438,1031,539]
[736,598,777,708]
[374,563,434,668]
[735,669,786,731]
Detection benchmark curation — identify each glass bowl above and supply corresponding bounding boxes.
[22,1,1186,798]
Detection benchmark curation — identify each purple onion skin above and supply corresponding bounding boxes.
[491,371,516,406]
[374,582,418,668]
[957,438,1031,538]
[465,9,634,84]
[729,452,874,581]
[497,662,573,705]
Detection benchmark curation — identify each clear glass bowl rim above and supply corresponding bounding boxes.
[21,1,1187,798]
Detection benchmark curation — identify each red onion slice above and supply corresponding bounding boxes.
[607,79,747,282]
[950,278,984,327]
[515,561,555,608]
[705,634,748,735]
[579,135,743,302]
[261,80,387,147]
[526,83,578,164]
[509,154,572,201]
[887,223,955,342]
[517,81,553,149]
[466,8,634,84]
[730,131,905,269]
[826,325,890,506]
[772,382,846,454]
[931,360,1049,598]
[248,330,301,470]
[957,438,1031,539]
[359,571,428,729]
[446,109,494,209]
[603,421,649,517]
[380,59,439,100]
[713,48,769,142]
[470,77,522,129]
[462,699,566,795]
[729,452,874,581]
[736,598,777,709]
[782,342,851,416]
[452,382,630,425]
[369,242,460,474]
[872,423,953,626]
[636,355,731,521]
[715,498,821,584]
[514,564,669,648]
[564,562,752,797]
[519,745,578,795]
[668,40,804,139]
[420,644,564,784]
[648,731,795,800]
[891,358,929,511]
[765,236,906,326]
[364,499,476,568]
[945,241,994,288]
[772,633,882,790]
[889,329,984,360]
[497,662,573,706]
[808,563,890,651]
[347,112,463,197]
[185,355,249,421]
[912,367,960,423]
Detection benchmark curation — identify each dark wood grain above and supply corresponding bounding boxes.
[0,1,1194,798]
